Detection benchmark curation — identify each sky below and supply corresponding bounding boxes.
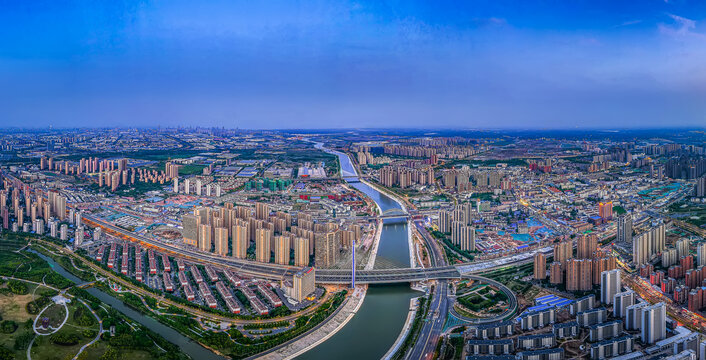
[1,0,705,129]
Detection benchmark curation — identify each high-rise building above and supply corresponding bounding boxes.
[598,201,613,220]
[601,269,621,305]
[256,202,270,220]
[75,226,84,247]
[677,238,690,259]
[577,233,598,259]
[633,223,666,267]
[274,235,291,265]
[214,227,228,256]
[592,255,617,285]
[255,228,272,263]
[553,241,573,268]
[289,267,315,302]
[294,237,309,267]
[438,210,451,233]
[696,177,706,198]
[617,213,632,244]
[625,302,647,331]
[182,213,199,247]
[550,262,563,284]
[232,224,248,259]
[198,224,212,252]
[59,224,68,241]
[641,303,666,344]
[613,290,635,318]
[183,178,190,194]
[566,259,592,291]
[697,243,706,268]
[533,252,546,280]
[315,231,338,268]
[451,221,475,251]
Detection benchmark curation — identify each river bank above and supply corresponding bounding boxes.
[298,143,419,360]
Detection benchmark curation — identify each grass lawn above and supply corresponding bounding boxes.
[30,302,100,360]
[36,303,67,334]
[0,290,36,322]
[80,342,158,360]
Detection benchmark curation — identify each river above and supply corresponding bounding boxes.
[28,143,418,360]
[298,144,419,359]
[28,250,223,360]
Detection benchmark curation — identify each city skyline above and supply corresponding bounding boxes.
[2,1,706,129]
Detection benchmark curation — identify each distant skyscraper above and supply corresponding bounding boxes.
[601,269,621,305]
[641,302,666,344]
[533,252,546,280]
[617,213,632,244]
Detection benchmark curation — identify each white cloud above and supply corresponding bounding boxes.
[659,13,704,39]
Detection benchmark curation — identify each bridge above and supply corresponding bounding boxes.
[453,275,519,324]
[316,266,462,284]
[337,208,441,221]
[81,215,495,284]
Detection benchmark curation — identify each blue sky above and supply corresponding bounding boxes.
[1,0,705,129]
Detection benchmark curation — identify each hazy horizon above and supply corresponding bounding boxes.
[1,1,705,129]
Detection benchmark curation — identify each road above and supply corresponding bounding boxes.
[406,280,448,360]
[72,298,104,360]
[404,220,449,360]
[414,221,447,268]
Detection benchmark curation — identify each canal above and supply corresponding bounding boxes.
[298,145,419,359]
[28,249,224,360]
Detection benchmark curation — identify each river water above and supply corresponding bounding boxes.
[28,143,418,360]
[298,145,418,359]
[29,250,223,360]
